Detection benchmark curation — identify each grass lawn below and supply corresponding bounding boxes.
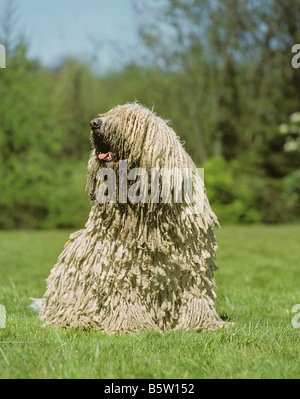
[0,225,299,379]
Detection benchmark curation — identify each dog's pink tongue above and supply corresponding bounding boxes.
[98,153,110,160]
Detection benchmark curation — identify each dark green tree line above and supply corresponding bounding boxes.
[1,0,300,227]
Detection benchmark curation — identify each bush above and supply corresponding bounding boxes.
[0,158,90,229]
[282,169,300,221]
[203,157,262,224]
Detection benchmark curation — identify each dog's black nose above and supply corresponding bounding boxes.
[90,118,102,129]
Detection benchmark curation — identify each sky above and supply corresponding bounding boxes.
[0,0,142,72]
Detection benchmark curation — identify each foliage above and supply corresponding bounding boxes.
[1,0,300,227]
[203,158,262,224]
[0,49,91,228]
[282,169,300,220]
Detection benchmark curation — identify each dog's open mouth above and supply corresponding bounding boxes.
[90,119,118,164]
[98,151,118,163]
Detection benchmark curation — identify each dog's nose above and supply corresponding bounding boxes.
[90,118,102,129]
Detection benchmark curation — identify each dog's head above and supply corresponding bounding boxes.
[89,103,193,170]
[86,103,213,221]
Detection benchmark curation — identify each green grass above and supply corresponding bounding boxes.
[0,226,300,379]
